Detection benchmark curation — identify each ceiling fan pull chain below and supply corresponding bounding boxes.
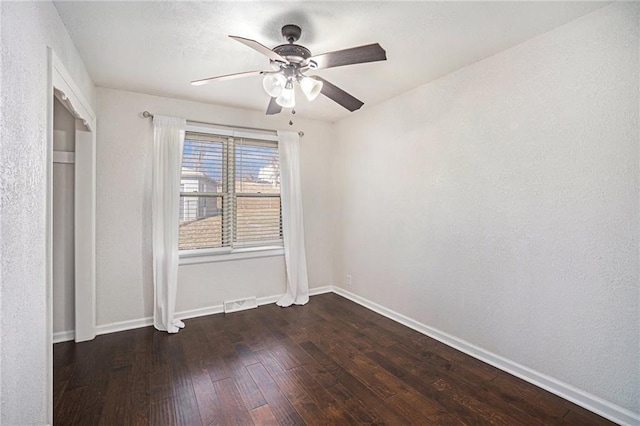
[289,108,296,126]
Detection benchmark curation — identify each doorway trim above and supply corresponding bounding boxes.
[47,48,97,423]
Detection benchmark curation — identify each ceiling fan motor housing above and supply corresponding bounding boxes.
[272,24,313,66]
[273,44,312,65]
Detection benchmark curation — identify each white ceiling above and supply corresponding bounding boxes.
[54,1,607,122]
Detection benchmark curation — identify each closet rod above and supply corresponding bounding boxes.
[141,111,304,137]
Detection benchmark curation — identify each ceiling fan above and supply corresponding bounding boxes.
[191,24,387,115]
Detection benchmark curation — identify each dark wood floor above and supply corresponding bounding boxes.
[54,293,616,425]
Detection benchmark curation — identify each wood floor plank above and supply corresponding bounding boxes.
[246,362,305,425]
[369,348,531,426]
[149,332,176,426]
[53,364,73,412]
[315,340,399,400]
[53,385,84,426]
[98,366,133,426]
[53,341,75,369]
[231,365,267,411]
[284,366,357,424]
[180,326,221,425]
[300,355,339,389]
[486,372,571,423]
[249,404,279,425]
[167,337,201,426]
[371,344,536,423]
[428,410,472,425]
[54,293,616,426]
[268,338,308,369]
[300,341,409,424]
[71,338,111,425]
[388,327,501,382]
[431,377,529,426]
[222,352,267,410]
[390,341,479,384]
[211,377,254,425]
[271,368,329,424]
[149,363,173,403]
[149,397,177,426]
[255,348,288,376]
[324,382,380,424]
[298,341,348,382]
[189,371,220,425]
[127,328,153,425]
[65,339,101,391]
[235,343,260,367]
[385,386,442,422]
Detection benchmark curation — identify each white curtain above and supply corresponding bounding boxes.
[152,115,186,333]
[276,130,310,307]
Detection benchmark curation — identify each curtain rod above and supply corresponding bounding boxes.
[141,111,304,137]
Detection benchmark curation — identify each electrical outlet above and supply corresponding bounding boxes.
[346,274,352,288]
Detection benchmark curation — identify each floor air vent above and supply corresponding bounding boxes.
[224,297,258,314]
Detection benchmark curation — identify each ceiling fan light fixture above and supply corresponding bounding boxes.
[276,82,295,108]
[300,76,323,101]
[262,73,286,97]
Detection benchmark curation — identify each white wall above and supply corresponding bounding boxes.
[52,99,76,334]
[333,2,639,416]
[95,88,334,326]
[0,1,95,424]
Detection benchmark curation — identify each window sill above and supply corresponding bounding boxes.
[179,246,284,266]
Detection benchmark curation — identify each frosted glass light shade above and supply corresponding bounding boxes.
[300,77,323,101]
[262,74,286,97]
[276,86,296,108]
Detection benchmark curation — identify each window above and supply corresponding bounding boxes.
[179,128,282,255]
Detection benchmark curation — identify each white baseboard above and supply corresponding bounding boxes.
[176,304,224,320]
[52,330,75,344]
[257,294,281,305]
[332,286,639,426]
[57,289,330,343]
[93,294,285,336]
[257,285,333,305]
[85,287,332,339]
[309,285,333,296]
[96,316,153,336]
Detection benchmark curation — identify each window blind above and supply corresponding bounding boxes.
[178,132,282,252]
[235,138,281,246]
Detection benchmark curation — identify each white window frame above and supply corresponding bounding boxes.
[179,123,284,264]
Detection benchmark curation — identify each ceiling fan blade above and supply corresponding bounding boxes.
[312,76,364,112]
[310,43,386,70]
[229,36,288,63]
[190,70,265,86]
[265,97,282,115]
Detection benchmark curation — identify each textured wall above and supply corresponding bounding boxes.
[95,88,334,326]
[333,2,639,414]
[0,1,95,423]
